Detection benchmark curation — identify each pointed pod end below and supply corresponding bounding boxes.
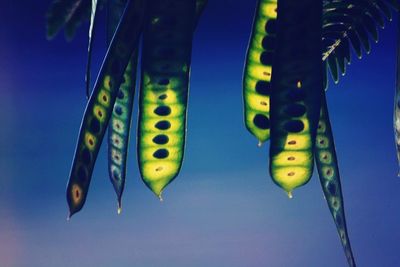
[257,140,263,147]
[158,192,164,203]
[397,170,400,177]
[144,178,168,202]
[67,210,77,220]
[287,191,293,199]
[67,204,80,220]
[117,202,122,215]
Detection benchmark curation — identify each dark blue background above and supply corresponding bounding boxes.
[0,1,399,266]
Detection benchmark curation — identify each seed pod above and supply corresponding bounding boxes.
[106,0,138,213]
[66,0,146,217]
[269,0,323,196]
[137,0,196,197]
[108,57,138,212]
[315,94,356,267]
[243,0,277,144]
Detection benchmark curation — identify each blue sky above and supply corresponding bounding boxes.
[0,1,399,266]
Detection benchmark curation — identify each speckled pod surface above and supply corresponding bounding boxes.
[66,0,146,217]
[315,94,356,267]
[106,0,138,212]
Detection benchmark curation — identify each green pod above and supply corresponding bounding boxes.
[315,94,356,267]
[137,0,196,197]
[243,0,277,144]
[108,58,137,212]
[106,0,138,212]
[269,0,323,196]
[66,0,146,217]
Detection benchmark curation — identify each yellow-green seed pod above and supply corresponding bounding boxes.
[269,0,323,195]
[243,0,277,144]
[137,0,197,197]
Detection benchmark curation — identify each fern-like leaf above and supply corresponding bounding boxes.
[46,0,106,40]
[323,0,399,84]
[46,0,85,39]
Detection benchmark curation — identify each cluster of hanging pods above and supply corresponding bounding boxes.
[243,0,399,266]
[47,0,207,217]
[47,0,400,266]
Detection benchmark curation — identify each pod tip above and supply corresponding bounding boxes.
[257,140,263,147]
[287,191,293,199]
[158,192,164,202]
[67,205,79,220]
[117,203,122,215]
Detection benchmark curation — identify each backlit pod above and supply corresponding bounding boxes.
[106,0,138,213]
[315,94,356,267]
[269,0,323,196]
[137,0,196,197]
[108,58,137,213]
[66,0,146,217]
[243,0,277,144]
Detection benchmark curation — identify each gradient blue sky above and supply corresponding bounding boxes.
[1,1,399,266]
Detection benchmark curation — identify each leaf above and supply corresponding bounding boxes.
[46,0,86,39]
[46,0,106,40]
[328,54,339,83]
[322,0,398,82]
